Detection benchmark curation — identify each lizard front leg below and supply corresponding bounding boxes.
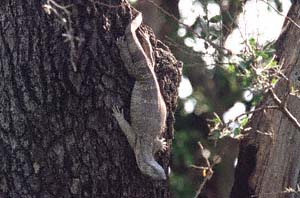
[112,106,136,149]
[116,37,137,76]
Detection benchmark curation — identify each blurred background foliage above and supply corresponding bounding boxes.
[129,0,288,197]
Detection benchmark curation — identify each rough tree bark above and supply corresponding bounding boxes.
[0,1,181,197]
[231,2,300,198]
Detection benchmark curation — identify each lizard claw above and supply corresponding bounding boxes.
[116,36,127,49]
[112,105,123,119]
[154,137,167,153]
[159,138,168,152]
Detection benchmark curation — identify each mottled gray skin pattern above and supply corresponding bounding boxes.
[291,70,300,89]
[112,12,167,180]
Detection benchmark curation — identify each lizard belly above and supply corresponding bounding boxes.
[130,81,166,137]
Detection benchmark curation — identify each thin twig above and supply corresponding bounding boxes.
[192,142,221,198]
[194,174,210,198]
[232,105,279,123]
[190,165,210,170]
[256,129,273,136]
[164,37,207,56]
[269,88,300,129]
[144,0,233,55]
[45,0,79,72]
[260,0,300,29]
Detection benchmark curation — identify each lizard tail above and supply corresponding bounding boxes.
[137,157,167,180]
[125,12,142,36]
[124,12,149,63]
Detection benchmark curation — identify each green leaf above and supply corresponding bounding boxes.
[239,60,252,70]
[209,15,221,23]
[271,78,278,86]
[269,60,278,68]
[213,113,222,124]
[208,130,221,140]
[256,51,269,59]
[239,117,249,127]
[227,64,236,73]
[249,37,256,47]
[210,35,218,41]
[201,31,207,39]
[251,94,263,106]
[233,128,240,137]
[241,76,252,87]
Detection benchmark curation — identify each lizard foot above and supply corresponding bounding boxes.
[116,36,127,50]
[154,137,168,153]
[159,138,168,151]
[112,105,124,120]
[116,36,133,68]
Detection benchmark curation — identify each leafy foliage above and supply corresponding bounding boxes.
[209,37,279,139]
[168,0,287,196]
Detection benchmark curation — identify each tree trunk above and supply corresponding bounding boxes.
[0,1,181,197]
[231,2,300,198]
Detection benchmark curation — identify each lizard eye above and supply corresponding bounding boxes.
[295,71,299,76]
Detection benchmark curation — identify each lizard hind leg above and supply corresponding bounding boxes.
[112,106,136,148]
[153,137,168,154]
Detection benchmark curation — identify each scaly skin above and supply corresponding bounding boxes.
[112,12,167,180]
